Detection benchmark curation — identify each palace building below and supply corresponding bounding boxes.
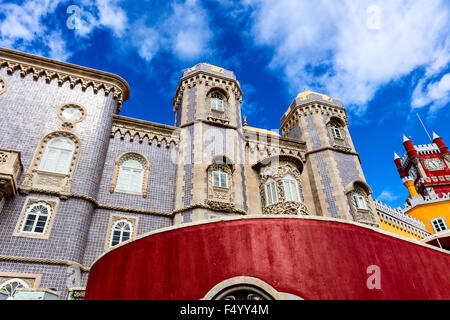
[0,47,448,300]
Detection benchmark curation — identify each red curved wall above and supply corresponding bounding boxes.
[85,218,450,300]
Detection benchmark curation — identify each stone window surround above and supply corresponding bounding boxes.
[259,162,307,215]
[57,103,87,123]
[326,117,348,146]
[207,162,234,208]
[104,214,139,252]
[22,131,82,193]
[206,87,230,123]
[109,152,150,198]
[0,272,43,291]
[13,197,59,240]
[344,181,377,225]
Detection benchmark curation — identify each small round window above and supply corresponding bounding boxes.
[59,104,86,122]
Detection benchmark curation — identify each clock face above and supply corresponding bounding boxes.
[423,158,445,171]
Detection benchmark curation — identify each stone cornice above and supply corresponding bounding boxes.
[0,47,130,112]
[172,70,243,112]
[305,146,361,163]
[280,100,348,134]
[0,254,90,272]
[112,115,180,147]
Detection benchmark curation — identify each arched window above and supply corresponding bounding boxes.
[265,178,278,206]
[353,191,368,210]
[39,137,75,174]
[212,167,228,188]
[110,220,133,247]
[21,203,51,234]
[210,92,224,111]
[0,279,28,299]
[116,159,144,194]
[330,124,343,139]
[282,174,301,202]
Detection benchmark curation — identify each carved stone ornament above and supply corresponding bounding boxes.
[22,131,81,193]
[259,161,308,215]
[0,77,6,95]
[58,103,87,123]
[207,163,234,211]
[348,186,378,227]
[0,149,23,198]
[213,285,273,300]
[206,90,230,125]
[109,152,150,198]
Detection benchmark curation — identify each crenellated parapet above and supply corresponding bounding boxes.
[111,115,180,147]
[0,47,130,112]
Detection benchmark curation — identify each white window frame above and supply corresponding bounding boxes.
[116,159,145,194]
[0,278,28,299]
[39,137,75,174]
[430,217,448,233]
[210,92,224,112]
[353,192,368,210]
[265,178,278,206]
[21,203,51,234]
[212,168,228,188]
[282,174,301,202]
[110,219,133,247]
[330,125,343,139]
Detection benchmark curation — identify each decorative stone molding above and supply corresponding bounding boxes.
[281,102,348,136]
[0,47,129,111]
[206,89,230,124]
[202,276,302,300]
[207,163,234,211]
[0,272,42,291]
[68,287,86,300]
[258,161,308,215]
[22,131,81,193]
[111,115,180,147]
[13,197,59,240]
[57,103,87,123]
[0,77,7,95]
[0,149,23,198]
[104,214,139,252]
[173,71,243,113]
[0,254,90,272]
[109,152,149,197]
[346,184,378,227]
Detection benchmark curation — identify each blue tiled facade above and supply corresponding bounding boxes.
[0,52,376,300]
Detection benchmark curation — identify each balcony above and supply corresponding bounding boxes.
[0,149,23,198]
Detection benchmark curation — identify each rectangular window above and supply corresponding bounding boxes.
[431,218,448,233]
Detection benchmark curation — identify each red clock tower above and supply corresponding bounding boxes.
[394,132,450,198]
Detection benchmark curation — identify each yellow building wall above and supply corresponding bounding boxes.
[379,220,423,240]
[405,199,450,234]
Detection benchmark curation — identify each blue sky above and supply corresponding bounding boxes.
[1,0,449,208]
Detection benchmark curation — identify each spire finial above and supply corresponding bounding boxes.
[394,152,400,160]
[403,134,410,142]
[243,115,248,126]
[432,131,440,140]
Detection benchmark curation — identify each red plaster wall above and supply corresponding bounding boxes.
[85,218,450,300]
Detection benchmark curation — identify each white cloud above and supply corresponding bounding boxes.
[412,73,450,113]
[241,0,450,114]
[165,0,212,60]
[376,190,398,203]
[96,0,128,37]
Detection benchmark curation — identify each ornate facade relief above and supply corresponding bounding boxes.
[109,152,150,198]
[207,163,234,212]
[22,131,81,194]
[345,182,379,227]
[258,161,308,215]
[0,77,7,95]
[206,88,230,124]
[0,149,23,199]
[0,48,129,111]
[111,115,180,147]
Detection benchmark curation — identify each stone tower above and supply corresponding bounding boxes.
[171,63,247,224]
[280,91,379,227]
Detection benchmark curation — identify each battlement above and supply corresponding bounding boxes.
[414,143,440,154]
[374,199,428,232]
